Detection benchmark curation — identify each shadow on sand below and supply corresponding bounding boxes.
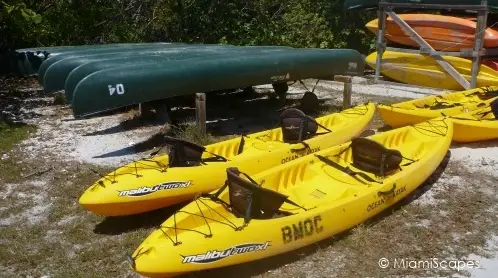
[93,202,187,235]
[90,90,338,159]
[175,150,452,278]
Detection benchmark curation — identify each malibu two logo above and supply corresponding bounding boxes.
[181,242,270,264]
[118,181,191,197]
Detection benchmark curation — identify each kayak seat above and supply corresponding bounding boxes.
[225,167,305,224]
[280,108,318,143]
[164,136,227,167]
[165,136,205,167]
[279,108,332,143]
[491,98,498,119]
[351,137,403,177]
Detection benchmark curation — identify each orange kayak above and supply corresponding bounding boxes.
[366,14,498,51]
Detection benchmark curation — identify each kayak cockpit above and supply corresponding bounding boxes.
[403,87,498,111]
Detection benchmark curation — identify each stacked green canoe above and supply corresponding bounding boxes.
[20,43,365,118]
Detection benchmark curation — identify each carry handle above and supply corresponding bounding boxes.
[377,183,396,197]
[290,141,311,152]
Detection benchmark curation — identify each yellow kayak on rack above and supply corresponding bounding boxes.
[79,103,375,216]
[377,86,498,128]
[450,99,498,143]
[365,51,498,90]
[128,118,453,277]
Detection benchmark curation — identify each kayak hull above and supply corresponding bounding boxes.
[366,51,498,90]
[366,14,498,51]
[377,86,498,127]
[344,0,498,11]
[130,118,453,277]
[79,103,375,216]
[450,103,498,142]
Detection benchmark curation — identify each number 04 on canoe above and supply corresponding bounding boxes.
[128,118,453,277]
[78,103,376,216]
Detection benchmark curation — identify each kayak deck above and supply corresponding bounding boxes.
[130,119,452,277]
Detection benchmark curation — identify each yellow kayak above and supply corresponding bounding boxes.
[128,118,453,277]
[366,51,498,90]
[79,103,375,216]
[377,86,498,128]
[450,99,498,143]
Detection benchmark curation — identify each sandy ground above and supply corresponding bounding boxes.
[1,75,498,277]
[17,76,446,167]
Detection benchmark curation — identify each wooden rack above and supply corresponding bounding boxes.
[374,0,490,89]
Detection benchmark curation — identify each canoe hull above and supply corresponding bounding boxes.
[38,43,188,84]
[72,49,365,117]
[62,46,292,101]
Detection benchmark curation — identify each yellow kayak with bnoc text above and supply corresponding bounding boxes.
[129,118,453,277]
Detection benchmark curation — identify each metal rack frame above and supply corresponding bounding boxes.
[374,0,490,89]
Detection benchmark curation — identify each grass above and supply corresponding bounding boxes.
[0,121,36,154]
[53,92,67,105]
[0,155,151,277]
[170,120,225,146]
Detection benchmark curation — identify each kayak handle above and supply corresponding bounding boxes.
[290,141,311,152]
[126,255,136,270]
[377,183,396,197]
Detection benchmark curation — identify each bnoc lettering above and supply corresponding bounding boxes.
[281,215,323,244]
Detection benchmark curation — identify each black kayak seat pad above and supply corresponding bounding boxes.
[164,136,227,167]
[226,167,305,224]
[350,137,404,177]
[279,108,331,143]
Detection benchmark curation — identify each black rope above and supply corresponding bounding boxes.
[157,226,178,246]
[316,154,382,184]
[202,150,228,163]
[89,168,116,184]
[411,119,448,137]
[197,198,239,228]
[194,199,213,238]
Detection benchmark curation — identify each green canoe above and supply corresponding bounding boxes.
[43,45,237,93]
[17,42,173,58]
[64,46,291,102]
[16,43,175,75]
[38,43,186,83]
[344,0,498,11]
[71,48,364,117]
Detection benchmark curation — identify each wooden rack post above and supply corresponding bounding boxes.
[386,11,471,89]
[334,75,353,109]
[374,1,489,90]
[374,2,387,83]
[471,0,489,88]
[195,93,206,135]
